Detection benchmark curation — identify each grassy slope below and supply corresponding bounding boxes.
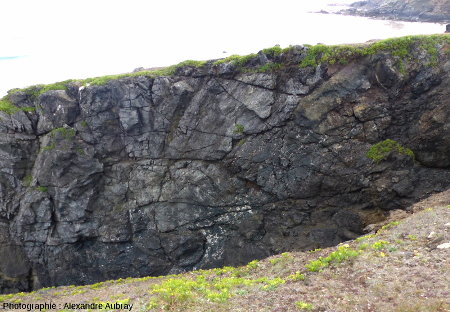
[1,190,449,312]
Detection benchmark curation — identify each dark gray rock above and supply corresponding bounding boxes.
[344,0,450,23]
[1,44,450,293]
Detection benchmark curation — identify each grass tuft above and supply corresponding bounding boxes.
[233,124,245,135]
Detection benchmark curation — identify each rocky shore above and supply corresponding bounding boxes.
[343,0,450,23]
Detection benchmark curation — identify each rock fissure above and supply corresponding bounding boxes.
[1,39,449,292]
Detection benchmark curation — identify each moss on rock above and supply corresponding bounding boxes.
[367,139,415,163]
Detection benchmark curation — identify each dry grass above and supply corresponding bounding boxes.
[1,190,449,312]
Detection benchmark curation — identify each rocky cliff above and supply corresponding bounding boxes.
[1,35,449,293]
[345,0,450,23]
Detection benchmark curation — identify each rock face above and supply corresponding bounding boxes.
[345,0,450,23]
[1,41,450,293]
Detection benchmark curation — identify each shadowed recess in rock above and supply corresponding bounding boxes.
[0,35,449,293]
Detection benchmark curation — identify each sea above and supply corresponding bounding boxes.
[0,0,446,96]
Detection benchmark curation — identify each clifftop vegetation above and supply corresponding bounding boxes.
[1,34,449,115]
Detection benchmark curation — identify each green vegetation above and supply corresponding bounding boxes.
[174,59,207,68]
[50,127,76,140]
[378,221,401,232]
[366,139,414,163]
[147,272,286,310]
[233,124,245,134]
[96,298,130,310]
[0,98,20,114]
[300,44,347,68]
[89,282,106,290]
[299,34,450,68]
[0,294,14,303]
[40,143,56,152]
[76,147,86,155]
[355,234,376,242]
[256,62,284,72]
[371,240,390,250]
[4,35,448,102]
[295,301,314,310]
[11,80,76,100]
[213,53,257,67]
[7,59,208,98]
[287,271,305,281]
[2,202,448,311]
[213,45,291,69]
[81,60,206,87]
[39,127,77,153]
[36,186,48,192]
[144,260,282,309]
[22,174,33,187]
[237,138,246,146]
[246,260,259,270]
[0,98,35,114]
[269,252,293,265]
[358,243,370,250]
[305,244,360,272]
[261,45,285,57]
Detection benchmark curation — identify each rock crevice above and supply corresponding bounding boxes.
[0,42,449,293]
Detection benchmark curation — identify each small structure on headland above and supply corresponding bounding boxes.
[446,24,450,33]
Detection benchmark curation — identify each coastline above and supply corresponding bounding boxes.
[338,0,450,24]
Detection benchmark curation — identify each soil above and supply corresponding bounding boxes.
[1,189,449,312]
